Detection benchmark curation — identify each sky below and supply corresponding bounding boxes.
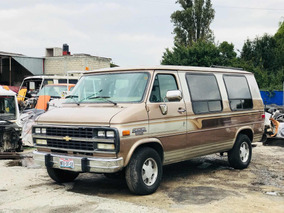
[0,0,283,67]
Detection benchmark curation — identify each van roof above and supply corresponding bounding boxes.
[86,65,252,75]
[23,75,78,80]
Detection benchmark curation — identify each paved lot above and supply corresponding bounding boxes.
[0,139,283,213]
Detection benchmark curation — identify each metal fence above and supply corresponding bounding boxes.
[260,91,284,106]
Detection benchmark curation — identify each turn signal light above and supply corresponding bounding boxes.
[122,130,130,136]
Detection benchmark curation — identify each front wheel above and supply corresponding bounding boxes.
[125,147,162,195]
[228,134,252,169]
[47,167,79,183]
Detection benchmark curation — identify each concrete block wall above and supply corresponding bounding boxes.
[45,47,63,57]
[44,54,111,75]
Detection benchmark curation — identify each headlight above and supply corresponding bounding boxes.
[35,128,41,134]
[36,139,47,145]
[98,131,105,137]
[106,131,115,138]
[97,143,115,150]
[41,128,46,134]
[98,130,115,138]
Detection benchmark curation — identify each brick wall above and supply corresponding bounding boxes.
[45,54,111,75]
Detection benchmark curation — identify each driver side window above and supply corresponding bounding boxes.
[150,74,178,102]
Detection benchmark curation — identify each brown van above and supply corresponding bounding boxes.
[33,66,265,195]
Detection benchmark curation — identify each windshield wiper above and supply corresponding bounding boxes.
[77,90,108,105]
[65,95,78,98]
[65,95,80,106]
[89,96,117,106]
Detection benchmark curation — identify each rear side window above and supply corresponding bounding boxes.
[69,79,78,84]
[186,73,222,114]
[223,75,253,110]
[59,79,78,84]
[58,79,67,83]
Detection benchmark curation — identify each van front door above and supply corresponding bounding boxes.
[146,72,187,165]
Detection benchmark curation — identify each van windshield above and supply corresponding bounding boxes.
[65,72,149,104]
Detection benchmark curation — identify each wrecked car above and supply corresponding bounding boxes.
[264,105,284,139]
[0,86,22,152]
[17,76,78,110]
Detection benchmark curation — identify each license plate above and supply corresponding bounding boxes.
[59,158,74,169]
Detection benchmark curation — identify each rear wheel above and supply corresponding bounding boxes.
[47,167,79,183]
[228,134,252,169]
[125,147,162,195]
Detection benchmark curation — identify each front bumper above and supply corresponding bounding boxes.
[33,151,124,173]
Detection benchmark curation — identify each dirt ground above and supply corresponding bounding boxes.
[0,139,283,213]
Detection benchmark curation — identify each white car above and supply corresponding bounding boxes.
[0,86,22,152]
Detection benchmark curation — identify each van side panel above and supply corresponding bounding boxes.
[167,71,264,164]
[146,71,187,164]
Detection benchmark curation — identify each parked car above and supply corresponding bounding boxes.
[37,84,75,98]
[17,75,78,109]
[18,84,75,146]
[0,86,22,152]
[32,66,265,195]
[21,84,75,110]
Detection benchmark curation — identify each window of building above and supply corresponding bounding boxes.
[223,75,253,110]
[149,74,178,102]
[186,73,222,114]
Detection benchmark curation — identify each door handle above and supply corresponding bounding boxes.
[178,108,186,113]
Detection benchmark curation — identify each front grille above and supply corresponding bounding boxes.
[46,127,93,138]
[47,139,95,151]
[33,126,120,153]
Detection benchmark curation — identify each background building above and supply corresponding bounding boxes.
[44,44,111,75]
[0,51,44,86]
[0,44,111,86]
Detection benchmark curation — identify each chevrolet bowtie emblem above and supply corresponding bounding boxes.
[63,136,72,141]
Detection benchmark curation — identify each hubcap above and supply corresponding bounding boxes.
[239,142,249,162]
[142,158,158,186]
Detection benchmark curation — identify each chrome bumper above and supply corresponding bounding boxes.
[33,151,124,173]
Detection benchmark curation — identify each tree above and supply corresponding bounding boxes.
[241,34,278,71]
[239,21,284,90]
[274,21,284,69]
[218,41,237,65]
[171,0,215,46]
[161,41,237,67]
[110,61,119,67]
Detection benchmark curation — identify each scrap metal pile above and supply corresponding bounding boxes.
[264,105,284,139]
[0,120,22,152]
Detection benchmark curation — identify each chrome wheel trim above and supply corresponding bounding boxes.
[142,158,158,186]
[240,142,249,162]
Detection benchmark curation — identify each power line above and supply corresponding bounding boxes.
[135,1,284,11]
[214,5,284,11]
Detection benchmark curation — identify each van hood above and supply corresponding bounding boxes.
[36,106,125,126]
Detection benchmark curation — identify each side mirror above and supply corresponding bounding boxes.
[166,90,182,102]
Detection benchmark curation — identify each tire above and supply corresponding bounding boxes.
[125,147,162,195]
[47,167,79,183]
[228,134,252,169]
[15,139,23,152]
